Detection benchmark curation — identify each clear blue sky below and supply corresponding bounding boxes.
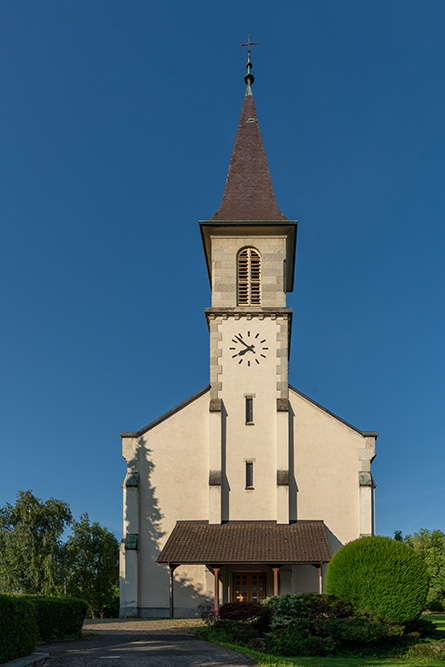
[1,1,444,540]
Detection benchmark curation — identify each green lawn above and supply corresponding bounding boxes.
[226,644,445,667]
[213,616,445,667]
[429,615,445,638]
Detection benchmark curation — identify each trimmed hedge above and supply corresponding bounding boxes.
[325,536,429,624]
[0,595,38,664]
[24,596,88,641]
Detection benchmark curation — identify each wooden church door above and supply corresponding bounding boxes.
[233,573,266,602]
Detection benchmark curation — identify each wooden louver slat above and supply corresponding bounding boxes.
[238,247,261,305]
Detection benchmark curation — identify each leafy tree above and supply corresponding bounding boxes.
[404,528,445,610]
[65,513,119,619]
[0,490,72,595]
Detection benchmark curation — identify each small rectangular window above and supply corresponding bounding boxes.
[246,462,253,489]
[245,397,253,424]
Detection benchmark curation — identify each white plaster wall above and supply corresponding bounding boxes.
[121,375,374,614]
[123,391,212,613]
[289,388,366,547]
[218,317,282,520]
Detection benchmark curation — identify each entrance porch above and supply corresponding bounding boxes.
[157,520,332,616]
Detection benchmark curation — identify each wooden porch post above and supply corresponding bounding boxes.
[169,564,178,618]
[311,563,324,594]
[212,566,220,612]
[271,566,280,596]
[315,564,322,593]
[318,563,323,593]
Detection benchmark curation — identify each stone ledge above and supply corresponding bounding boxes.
[209,399,222,412]
[359,472,373,487]
[125,534,138,550]
[209,470,222,486]
[277,398,289,412]
[277,470,289,485]
[125,472,139,487]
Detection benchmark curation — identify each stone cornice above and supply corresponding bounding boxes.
[205,306,292,317]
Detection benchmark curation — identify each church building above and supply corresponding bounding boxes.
[119,50,377,618]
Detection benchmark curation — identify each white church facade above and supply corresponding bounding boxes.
[119,54,377,618]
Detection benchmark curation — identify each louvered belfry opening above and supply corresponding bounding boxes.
[238,247,261,305]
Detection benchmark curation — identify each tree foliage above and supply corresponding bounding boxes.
[404,528,445,610]
[0,490,72,595]
[0,491,119,618]
[325,536,429,624]
[65,513,119,619]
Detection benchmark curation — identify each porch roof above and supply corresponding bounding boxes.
[157,520,332,565]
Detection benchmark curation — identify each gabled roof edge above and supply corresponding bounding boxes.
[119,385,211,438]
[289,385,379,439]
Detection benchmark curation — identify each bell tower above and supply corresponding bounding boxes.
[200,48,298,525]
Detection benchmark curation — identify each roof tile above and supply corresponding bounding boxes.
[157,521,332,564]
[210,95,288,221]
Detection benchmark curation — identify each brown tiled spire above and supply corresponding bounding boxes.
[210,56,288,222]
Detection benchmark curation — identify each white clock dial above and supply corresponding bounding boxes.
[228,331,269,366]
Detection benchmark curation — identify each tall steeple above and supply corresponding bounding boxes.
[210,47,288,222]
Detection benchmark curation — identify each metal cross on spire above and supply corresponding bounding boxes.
[239,35,259,59]
[240,35,259,94]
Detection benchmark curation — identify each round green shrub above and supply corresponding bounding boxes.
[325,536,429,624]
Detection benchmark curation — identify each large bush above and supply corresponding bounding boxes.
[219,601,265,621]
[262,594,358,656]
[263,592,355,627]
[0,595,38,663]
[261,594,434,657]
[325,536,429,624]
[199,592,436,658]
[25,596,88,641]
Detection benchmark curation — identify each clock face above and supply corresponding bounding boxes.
[229,331,269,366]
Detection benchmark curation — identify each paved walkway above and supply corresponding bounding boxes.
[41,619,259,667]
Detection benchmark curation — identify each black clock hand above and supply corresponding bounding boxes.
[234,335,250,348]
[237,345,255,356]
[235,335,256,352]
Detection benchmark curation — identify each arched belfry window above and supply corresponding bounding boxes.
[237,247,261,305]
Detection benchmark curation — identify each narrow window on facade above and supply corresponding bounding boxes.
[238,247,261,305]
[245,397,254,424]
[245,461,254,489]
